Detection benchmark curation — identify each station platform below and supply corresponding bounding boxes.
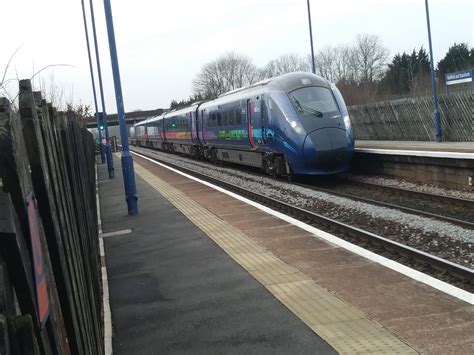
[353,140,474,189]
[98,155,473,354]
[356,140,474,156]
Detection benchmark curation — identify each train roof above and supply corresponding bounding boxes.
[163,104,200,118]
[218,72,330,99]
[144,114,165,124]
[134,114,164,127]
[270,72,330,92]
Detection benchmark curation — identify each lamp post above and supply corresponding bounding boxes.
[307,0,316,74]
[103,0,138,215]
[424,0,442,142]
[89,0,114,178]
[80,0,105,163]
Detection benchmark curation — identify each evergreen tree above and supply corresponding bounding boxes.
[437,43,473,77]
[381,47,430,96]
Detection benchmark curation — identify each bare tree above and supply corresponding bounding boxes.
[352,34,389,83]
[315,35,388,86]
[1,46,74,111]
[193,52,259,98]
[262,53,309,79]
[39,72,70,110]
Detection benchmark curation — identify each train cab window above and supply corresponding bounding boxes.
[222,111,228,126]
[289,86,339,117]
[216,112,222,127]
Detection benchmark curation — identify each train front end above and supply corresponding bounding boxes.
[270,73,354,175]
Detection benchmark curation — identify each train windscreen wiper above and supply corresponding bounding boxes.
[291,96,323,117]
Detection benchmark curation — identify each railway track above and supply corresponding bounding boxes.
[131,148,474,292]
[293,178,474,230]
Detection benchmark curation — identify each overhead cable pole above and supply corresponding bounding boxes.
[89,0,114,178]
[81,0,105,163]
[424,0,442,142]
[307,0,316,74]
[103,0,138,215]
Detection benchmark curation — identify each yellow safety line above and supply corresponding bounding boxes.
[134,162,417,354]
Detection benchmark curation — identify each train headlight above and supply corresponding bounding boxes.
[289,120,304,134]
[343,115,351,130]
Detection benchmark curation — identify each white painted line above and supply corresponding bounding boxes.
[99,238,105,258]
[96,163,113,355]
[101,229,133,238]
[98,179,114,183]
[132,151,474,305]
[355,148,474,160]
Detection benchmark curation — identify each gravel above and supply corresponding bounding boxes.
[344,174,474,201]
[133,147,474,268]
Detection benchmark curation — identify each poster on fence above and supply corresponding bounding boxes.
[26,192,50,328]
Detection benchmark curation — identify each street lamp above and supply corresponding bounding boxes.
[424,0,442,142]
[307,0,316,74]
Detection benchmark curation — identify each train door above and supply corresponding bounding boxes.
[199,109,206,144]
[247,96,264,148]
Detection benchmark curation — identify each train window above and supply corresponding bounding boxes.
[217,112,222,126]
[229,110,236,126]
[209,113,215,127]
[222,111,228,126]
[235,109,242,125]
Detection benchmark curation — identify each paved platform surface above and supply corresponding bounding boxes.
[128,150,473,354]
[356,140,474,153]
[98,158,335,354]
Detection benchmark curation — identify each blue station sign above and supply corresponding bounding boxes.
[445,69,473,85]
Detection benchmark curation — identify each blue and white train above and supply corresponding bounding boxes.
[130,72,354,176]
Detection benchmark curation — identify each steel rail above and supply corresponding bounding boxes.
[293,181,474,229]
[347,179,474,207]
[131,148,474,287]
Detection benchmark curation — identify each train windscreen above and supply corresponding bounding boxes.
[289,86,339,118]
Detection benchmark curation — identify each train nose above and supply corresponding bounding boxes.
[303,128,352,168]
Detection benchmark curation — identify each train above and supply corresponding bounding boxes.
[130,72,354,176]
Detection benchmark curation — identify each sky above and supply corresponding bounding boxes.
[1,0,472,113]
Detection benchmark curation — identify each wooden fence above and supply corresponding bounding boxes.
[0,80,102,354]
[348,91,473,142]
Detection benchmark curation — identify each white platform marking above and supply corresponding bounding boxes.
[356,148,474,160]
[96,163,113,355]
[101,229,133,238]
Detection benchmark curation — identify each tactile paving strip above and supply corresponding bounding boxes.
[134,162,417,354]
